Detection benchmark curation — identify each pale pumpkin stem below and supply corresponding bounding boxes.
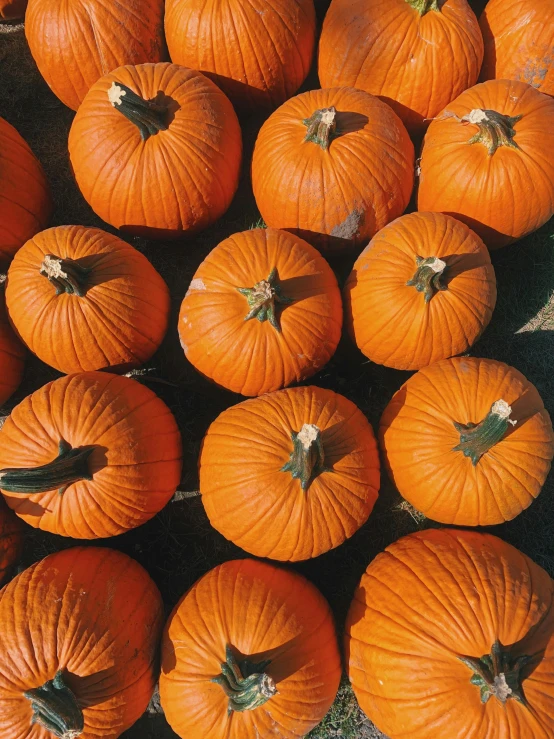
[406,256,448,303]
[281,423,328,490]
[459,640,532,706]
[237,267,293,333]
[463,109,521,156]
[24,671,84,739]
[108,82,169,141]
[40,255,92,297]
[452,399,517,466]
[303,107,337,150]
[406,0,440,14]
[212,645,277,714]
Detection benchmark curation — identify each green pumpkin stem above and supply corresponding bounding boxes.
[406,0,440,13]
[24,671,84,739]
[40,255,92,297]
[459,640,532,706]
[108,82,169,141]
[463,109,522,156]
[212,645,277,714]
[281,423,328,490]
[452,400,516,466]
[237,267,293,332]
[303,107,337,150]
[406,256,448,303]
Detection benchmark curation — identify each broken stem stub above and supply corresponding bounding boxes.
[406,255,448,302]
[452,399,516,466]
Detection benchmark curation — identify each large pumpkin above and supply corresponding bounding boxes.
[199,385,380,561]
[379,356,554,526]
[179,228,343,396]
[5,225,170,374]
[318,0,483,137]
[418,79,554,248]
[0,546,164,739]
[0,0,26,20]
[251,87,414,254]
[346,529,554,739]
[0,372,182,538]
[344,212,497,370]
[160,558,342,738]
[0,286,24,407]
[68,63,242,239]
[165,0,316,112]
[0,499,22,586]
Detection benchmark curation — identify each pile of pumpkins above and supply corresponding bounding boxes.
[0,0,554,737]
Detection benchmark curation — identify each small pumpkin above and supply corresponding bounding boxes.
[6,225,170,374]
[346,528,554,739]
[179,228,342,396]
[344,212,497,370]
[68,63,242,239]
[251,87,414,254]
[0,546,164,739]
[0,0,27,20]
[199,385,380,561]
[160,558,342,739]
[0,286,24,407]
[165,0,316,112]
[0,498,22,586]
[418,79,554,248]
[0,371,182,538]
[379,356,554,526]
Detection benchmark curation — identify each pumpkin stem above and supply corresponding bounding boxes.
[108,82,169,141]
[406,0,440,14]
[406,256,448,303]
[212,645,277,714]
[40,255,92,297]
[281,423,328,490]
[463,109,521,156]
[237,267,293,333]
[0,440,95,495]
[303,107,337,150]
[459,641,532,706]
[452,399,516,466]
[24,670,84,739]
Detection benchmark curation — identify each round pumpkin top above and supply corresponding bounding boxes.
[379,356,554,526]
[199,385,380,561]
[160,558,342,739]
[0,285,25,407]
[179,228,343,396]
[346,528,554,739]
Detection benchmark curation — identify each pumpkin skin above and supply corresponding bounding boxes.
[0,287,24,408]
[319,0,483,137]
[344,212,497,370]
[0,499,22,586]
[251,87,414,254]
[0,372,182,538]
[165,0,316,112]
[0,546,164,739]
[68,63,242,240]
[199,385,380,561]
[346,528,554,739]
[0,0,26,20]
[418,79,554,248]
[179,228,343,396]
[5,225,170,374]
[25,0,166,111]
[379,356,554,526]
[160,558,342,739]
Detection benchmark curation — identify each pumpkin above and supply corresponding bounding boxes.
[25,0,166,111]
[418,79,554,248]
[0,117,51,268]
[68,63,242,239]
[179,228,342,396]
[251,87,414,254]
[0,546,164,739]
[480,0,554,96]
[165,0,316,112]
[379,356,554,526]
[346,528,554,739]
[344,212,497,370]
[5,225,170,374]
[0,0,26,20]
[0,287,24,407]
[199,385,380,561]
[160,558,342,738]
[318,0,484,137]
[0,498,22,586]
[0,371,182,538]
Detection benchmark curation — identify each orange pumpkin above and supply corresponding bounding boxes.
[179,228,343,396]
[379,356,554,526]
[251,87,414,254]
[0,546,164,738]
[25,0,166,111]
[165,0,316,112]
[5,225,170,374]
[199,385,380,561]
[0,287,24,407]
[418,79,554,248]
[0,0,26,20]
[0,372,182,538]
[160,558,342,739]
[346,528,554,739]
[68,63,242,239]
[319,0,484,137]
[344,212,497,370]
[0,498,22,585]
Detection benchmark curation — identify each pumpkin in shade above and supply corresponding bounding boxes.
[160,558,342,739]
[418,79,554,248]
[165,0,316,112]
[379,356,554,526]
[0,546,164,739]
[0,372,182,538]
[68,63,242,239]
[251,87,414,254]
[0,499,22,585]
[5,225,170,374]
[199,385,380,561]
[346,529,554,739]
[318,0,484,137]
[344,212,496,370]
[0,287,24,407]
[0,0,26,20]
[179,228,342,396]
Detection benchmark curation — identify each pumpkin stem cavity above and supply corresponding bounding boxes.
[40,255,92,297]
[406,255,448,302]
[212,645,277,714]
[303,106,337,150]
[406,0,440,14]
[108,82,169,141]
[463,109,522,156]
[452,399,517,466]
[281,423,328,490]
[24,670,84,739]
[459,640,532,706]
[237,267,293,332]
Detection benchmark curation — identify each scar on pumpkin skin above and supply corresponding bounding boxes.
[188,278,206,291]
[330,209,363,240]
